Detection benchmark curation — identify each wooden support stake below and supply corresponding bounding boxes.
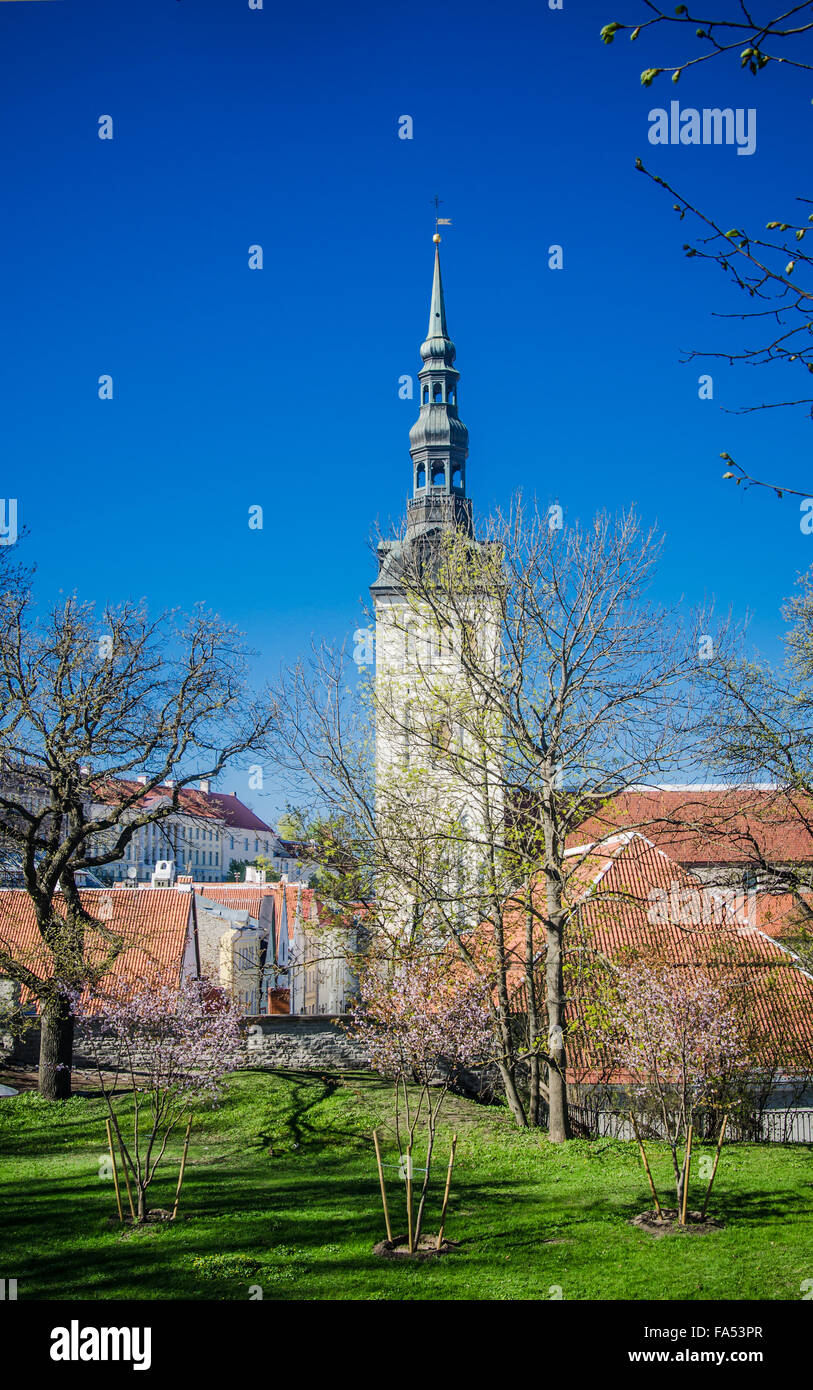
[106,1118,123,1223]
[115,1126,135,1220]
[171,1114,194,1221]
[372,1129,393,1244]
[405,1146,414,1254]
[700,1113,728,1220]
[680,1124,693,1227]
[436,1134,458,1251]
[629,1110,662,1218]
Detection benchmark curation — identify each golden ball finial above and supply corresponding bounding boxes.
[433,232,441,244]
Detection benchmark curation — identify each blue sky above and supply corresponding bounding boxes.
[1,0,811,817]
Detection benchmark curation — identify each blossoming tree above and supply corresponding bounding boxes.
[75,974,244,1222]
[606,959,747,1220]
[351,953,492,1252]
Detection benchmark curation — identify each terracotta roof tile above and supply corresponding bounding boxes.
[0,887,194,1012]
[494,835,813,1078]
[193,883,276,915]
[571,787,813,866]
[202,793,273,833]
[94,778,222,820]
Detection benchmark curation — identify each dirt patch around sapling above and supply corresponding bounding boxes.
[630,1208,724,1237]
[107,1207,176,1230]
[373,1233,461,1260]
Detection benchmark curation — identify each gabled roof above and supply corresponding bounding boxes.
[0,887,195,1012]
[570,834,786,964]
[487,834,813,1079]
[573,838,813,1074]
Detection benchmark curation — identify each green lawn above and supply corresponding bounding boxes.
[0,1070,810,1300]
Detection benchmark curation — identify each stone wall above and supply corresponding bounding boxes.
[6,1012,371,1074]
[0,979,20,1064]
[240,1015,370,1070]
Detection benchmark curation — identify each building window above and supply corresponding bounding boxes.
[416,464,426,489]
[432,382,442,402]
[431,460,445,486]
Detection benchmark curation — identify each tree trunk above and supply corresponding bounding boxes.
[545,907,571,1143]
[38,993,75,1100]
[491,901,529,1127]
[672,1143,684,1212]
[525,905,541,1127]
[497,1057,528,1126]
[413,1115,437,1246]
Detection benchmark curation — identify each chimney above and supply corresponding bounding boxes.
[199,778,210,794]
[165,778,175,788]
[136,775,148,785]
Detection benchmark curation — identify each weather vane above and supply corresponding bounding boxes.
[432,194,452,241]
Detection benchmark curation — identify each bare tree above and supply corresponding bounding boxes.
[0,588,275,1099]
[602,2,813,496]
[701,563,813,915]
[269,500,725,1141]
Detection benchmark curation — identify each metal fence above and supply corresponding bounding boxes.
[560,1102,813,1144]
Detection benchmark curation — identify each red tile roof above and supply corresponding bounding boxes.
[753,890,813,940]
[577,839,813,1075]
[493,835,813,1080]
[0,887,195,1012]
[570,835,772,963]
[571,786,813,866]
[193,883,276,915]
[94,778,222,820]
[93,779,274,834]
[203,793,272,833]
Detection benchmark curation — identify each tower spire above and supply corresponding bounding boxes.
[426,238,449,344]
[406,234,472,538]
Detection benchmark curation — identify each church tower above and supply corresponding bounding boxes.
[370,231,476,611]
[371,236,501,928]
